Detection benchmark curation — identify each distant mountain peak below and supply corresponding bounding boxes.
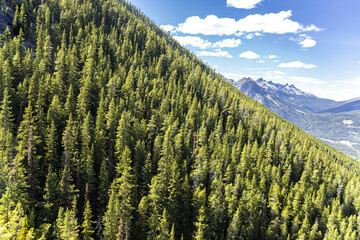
[227,76,360,160]
[249,77,314,97]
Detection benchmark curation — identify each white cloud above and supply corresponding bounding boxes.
[173,36,211,49]
[239,51,261,59]
[176,11,322,36]
[174,36,242,49]
[177,15,238,36]
[161,25,175,32]
[279,61,317,69]
[237,11,322,34]
[293,34,317,48]
[256,60,265,63]
[302,24,322,32]
[196,49,233,58]
[358,61,360,64]
[245,34,254,39]
[299,38,317,48]
[227,0,263,9]
[266,55,278,59]
[213,38,242,48]
[245,32,262,39]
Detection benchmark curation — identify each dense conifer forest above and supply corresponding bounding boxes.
[1,0,360,239]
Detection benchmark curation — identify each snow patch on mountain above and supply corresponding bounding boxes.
[343,119,354,125]
[340,140,359,148]
[256,78,314,97]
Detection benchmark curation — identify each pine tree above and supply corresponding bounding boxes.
[60,114,77,208]
[0,88,14,196]
[56,199,80,240]
[82,195,94,240]
[194,205,208,240]
[226,206,241,240]
[157,209,170,240]
[12,5,21,35]
[0,202,35,240]
[43,165,60,223]
[170,224,175,240]
[79,112,94,194]
[104,147,134,240]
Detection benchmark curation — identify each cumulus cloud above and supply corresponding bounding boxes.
[302,24,322,32]
[279,61,317,69]
[161,25,175,32]
[292,34,317,48]
[239,51,261,59]
[174,36,242,49]
[236,11,321,34]
[227,0,263,9]
[177,15,238,35]
[358,61,360,64]
[299,38,316,48]
[196,49,233,58]
[212,38,242,48]
[245,34,254,39]
[176,11,322,36]
[173,36,212,49]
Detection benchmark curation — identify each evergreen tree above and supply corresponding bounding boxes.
[82,195,94,240]
[56,199,80,240]
[104,147,135,240]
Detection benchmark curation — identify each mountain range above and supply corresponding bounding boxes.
[227,77,360,160]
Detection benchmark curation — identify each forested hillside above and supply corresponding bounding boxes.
[1,0,360,239]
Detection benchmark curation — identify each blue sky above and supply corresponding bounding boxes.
[128,0,360,101]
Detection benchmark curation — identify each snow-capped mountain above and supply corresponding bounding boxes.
[255,78,314,97]
[230,77,340,113]
[227,77,360,160]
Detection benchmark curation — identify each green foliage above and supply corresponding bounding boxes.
[0,0,359,239]
[0,202,35,240]
[82,198,94,240]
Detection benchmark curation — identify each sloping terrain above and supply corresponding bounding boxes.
[0,0,360,239]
